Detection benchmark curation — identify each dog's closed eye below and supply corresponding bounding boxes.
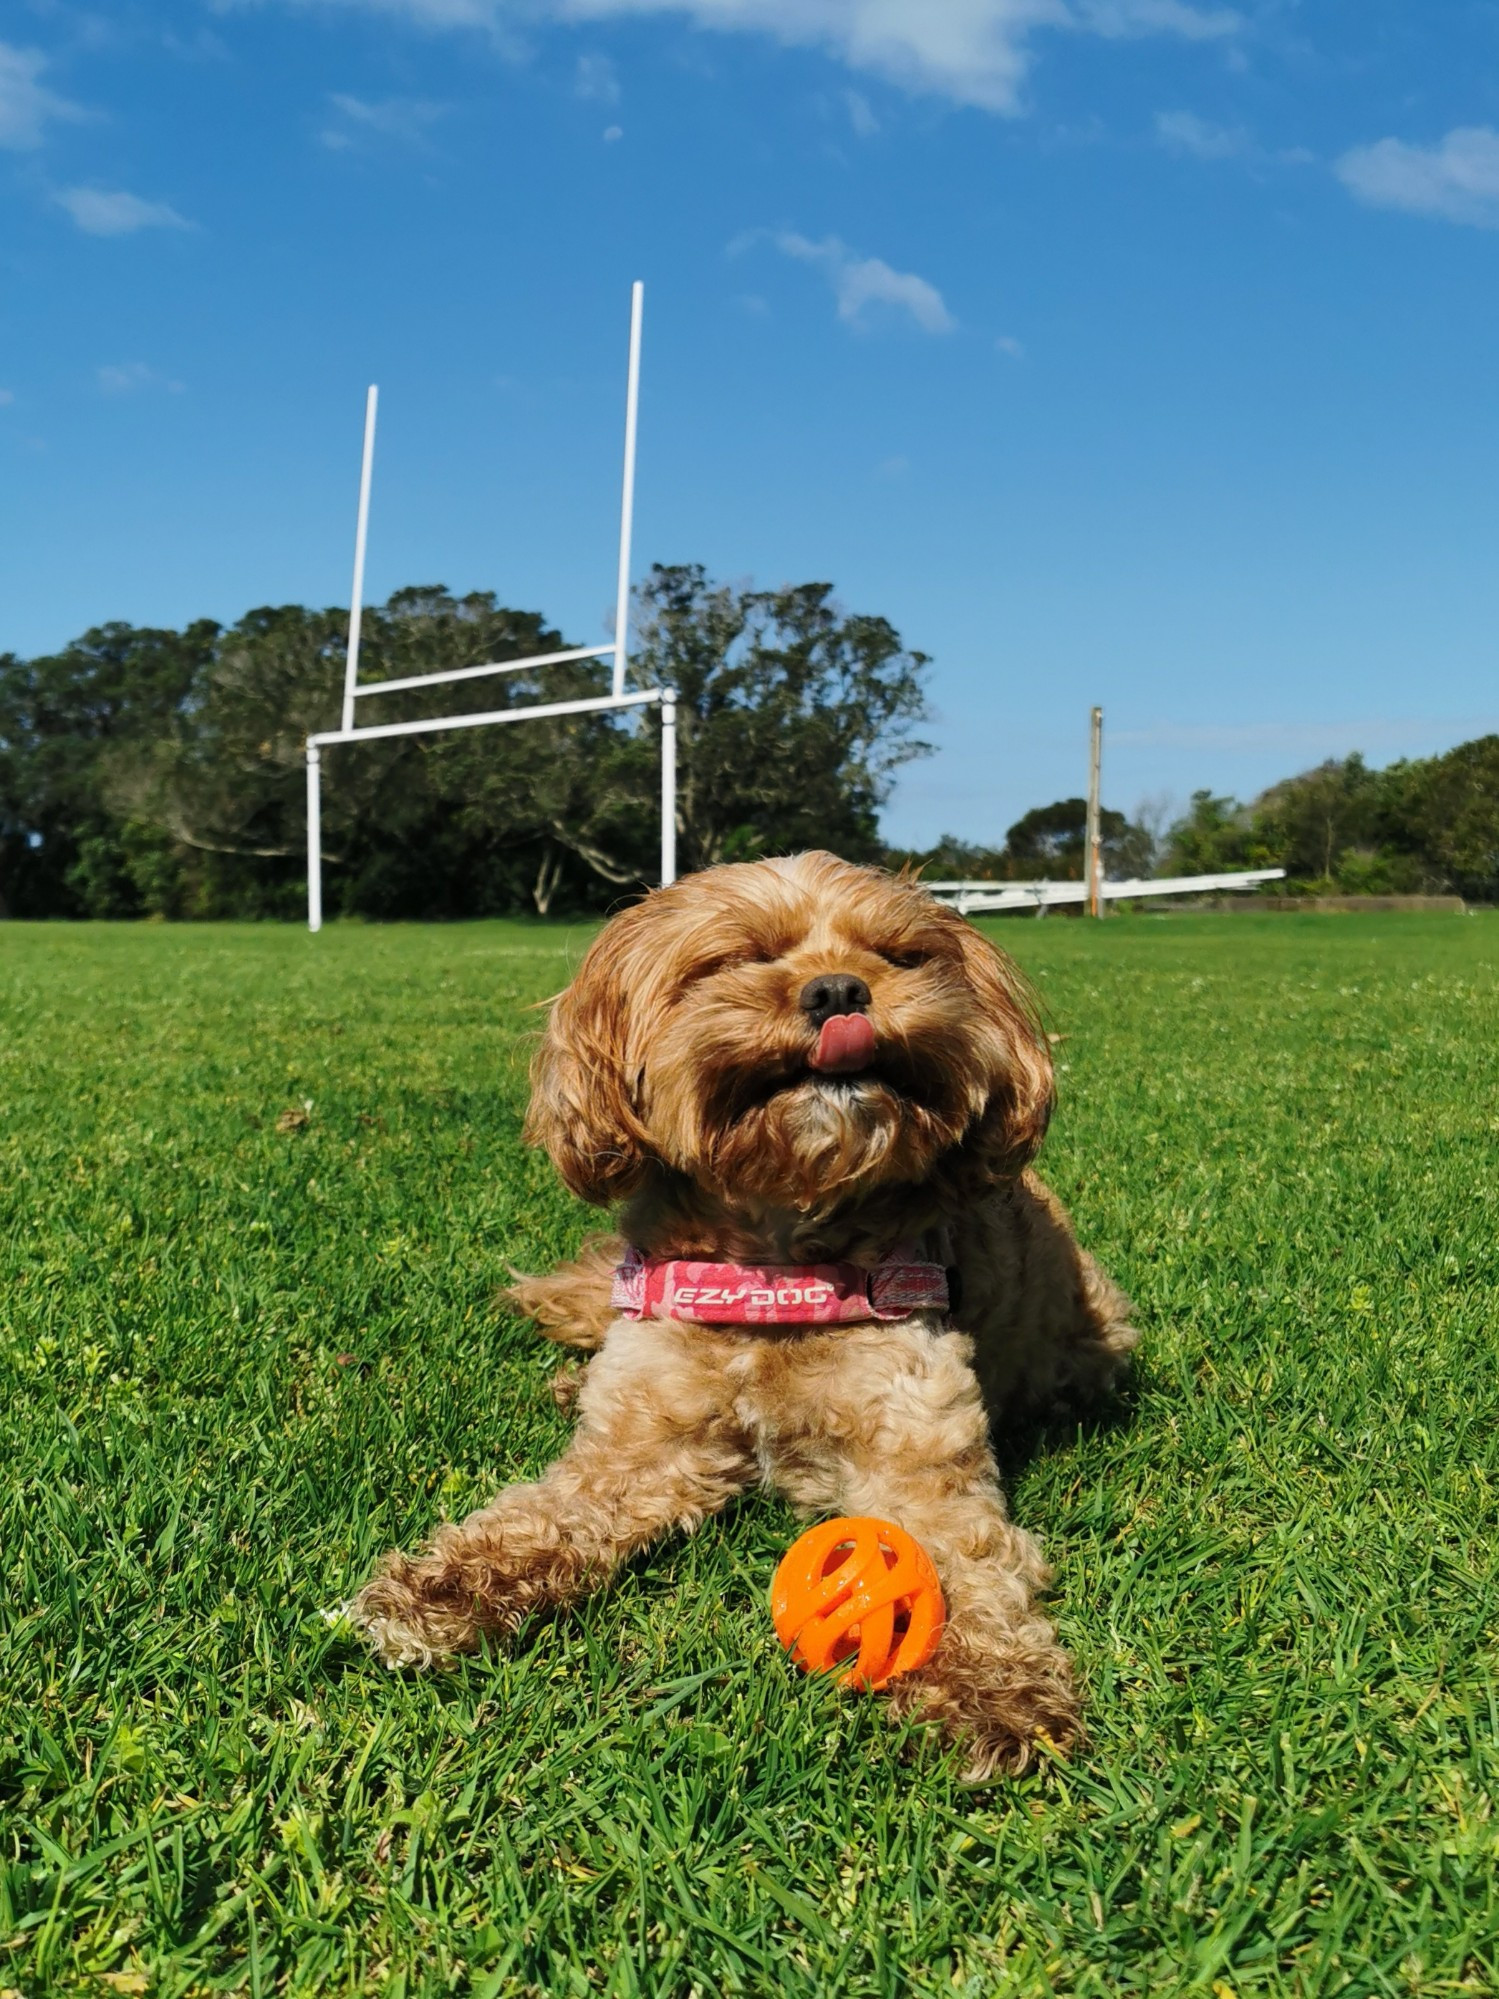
[681,943,783,984]
[874,944,933,970]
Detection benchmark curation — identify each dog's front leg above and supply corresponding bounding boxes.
[876,1483,1079,1783]
[349,1322,753,1669]
[792,1324,1080,1781]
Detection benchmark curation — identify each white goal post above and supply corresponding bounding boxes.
[306,281,677,931]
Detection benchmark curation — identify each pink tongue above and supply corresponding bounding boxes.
[811,1012,877,1075]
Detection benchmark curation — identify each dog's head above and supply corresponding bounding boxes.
[524,851,1053,1213]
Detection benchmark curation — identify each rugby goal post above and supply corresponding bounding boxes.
[306,281,677,931]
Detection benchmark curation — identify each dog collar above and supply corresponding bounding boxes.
[610,1245,950,1326]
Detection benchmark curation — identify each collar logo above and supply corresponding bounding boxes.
[611,1247,950,1326]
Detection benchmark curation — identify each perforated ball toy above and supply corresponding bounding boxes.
[770,1517,945,1690]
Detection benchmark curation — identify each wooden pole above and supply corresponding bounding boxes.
[1086,705,1103,918]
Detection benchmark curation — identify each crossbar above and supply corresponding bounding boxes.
[310,686,661,750]
[351,643,614,700]
[307,684,677,930]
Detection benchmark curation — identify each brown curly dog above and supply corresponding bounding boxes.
[348,851,1137,1779]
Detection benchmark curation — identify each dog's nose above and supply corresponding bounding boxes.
[799,973,872,1028]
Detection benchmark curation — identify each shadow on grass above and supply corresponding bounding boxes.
[987,1373,1143,1485]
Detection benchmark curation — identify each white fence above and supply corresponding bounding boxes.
[925,868,1286,915]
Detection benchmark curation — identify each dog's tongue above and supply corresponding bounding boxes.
[811,1012,877,1075]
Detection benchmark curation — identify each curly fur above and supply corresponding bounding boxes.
[350,851,1137,1780]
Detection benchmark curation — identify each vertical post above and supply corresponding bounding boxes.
[659,687,677,886]
[307,742,323,933]
[342,384,379,732]
[1086,704,1103,919]
[613,281,644,700]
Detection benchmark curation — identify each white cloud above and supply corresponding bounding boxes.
[0,41,82,149]
[57,187,193,235]
[1079,0,1238,39]
[773,231,954,332]
[321,91,450,147]
[0,387,14,405]
[1335,126,1499,228]
[575,50,620,100]
[844,88,877,136]
[97,361,186,394]
[995,334,1024,357]
[602,121,623,140]
[284,0,501,22]
[258,1,1242,116]
[1157,108,1315,169]
[1155,108,1244,159]
[567,0,1241,112]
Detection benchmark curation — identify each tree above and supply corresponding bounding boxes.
[129,573,934,914]
[1159,747,1499,898]
[1388,735,1499,900]
[1252,755,1381,885]
[1004,797,1132,879]
[1163,790,1254,876]
[630,565,931,874]
[133,590,615,919]
[3,570,937,919]
[0,621,218,917]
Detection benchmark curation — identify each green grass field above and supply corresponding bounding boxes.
[3,911,1497,1997]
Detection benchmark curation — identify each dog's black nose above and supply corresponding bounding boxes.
[799,973,871,1028]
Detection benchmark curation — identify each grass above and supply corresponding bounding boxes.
[2,909,1498,1998]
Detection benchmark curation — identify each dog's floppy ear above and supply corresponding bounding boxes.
[524,916,655,1206]
[944,913,1055,1186]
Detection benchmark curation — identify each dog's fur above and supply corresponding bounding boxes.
[349,851,1137,1777]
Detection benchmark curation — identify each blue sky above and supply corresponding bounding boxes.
[3,0,1497,846]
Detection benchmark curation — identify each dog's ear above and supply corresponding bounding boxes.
[524,917,655,1205]
[944,914,1055,1186]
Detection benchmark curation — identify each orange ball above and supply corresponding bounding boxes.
[770,1517,945,1691]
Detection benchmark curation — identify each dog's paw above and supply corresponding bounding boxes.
[343,1592,456,1671]
[947,1703,1076,1783]
[888,1633,1080,1781]
[343,1552,496,1671]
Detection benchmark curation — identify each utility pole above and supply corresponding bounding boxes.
[1086,705,1103,918]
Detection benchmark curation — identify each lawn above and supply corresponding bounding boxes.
[2,909,1497,1998]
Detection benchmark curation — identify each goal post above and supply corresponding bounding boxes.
[306,280,676,932]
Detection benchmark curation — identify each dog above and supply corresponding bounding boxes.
[349,851,1137,1777]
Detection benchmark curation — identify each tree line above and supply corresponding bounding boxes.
[2,568,1495,917]
[895,739,1499,904]
[1159,749,1499,901]
[0,567,929,920]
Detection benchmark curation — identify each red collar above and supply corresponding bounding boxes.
[610,1245,950,1327]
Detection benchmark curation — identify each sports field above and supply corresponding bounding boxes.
[2,910,1496,1997]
